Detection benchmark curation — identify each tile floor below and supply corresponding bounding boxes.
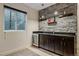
[28,46,58,56]
[6,48,39,56]
[6,46,58,56]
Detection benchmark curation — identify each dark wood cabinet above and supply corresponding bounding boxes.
[39,35,49,50]
[39,34,75,56]
[48,35,55,51]
[43,35,49,49]
[39,34,44,48]
[63,36,74,56]
[54,36,64,55]
[39,35,55,51]
[39,3,77,21]
[64,4,77,15]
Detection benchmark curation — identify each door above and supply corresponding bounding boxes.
[43,35,49,49]
[39,34,48,49]
[48,35,55,52]
[39,34,44,48]
[54,36,64,55]
[64,36,74,56]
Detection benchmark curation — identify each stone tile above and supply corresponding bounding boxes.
[6,48,39,56]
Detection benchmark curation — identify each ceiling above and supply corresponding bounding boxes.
[25,3,56,11]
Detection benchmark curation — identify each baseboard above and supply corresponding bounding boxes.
[0,46,28,56]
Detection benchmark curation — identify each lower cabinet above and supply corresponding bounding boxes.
[48,36,55,52]
[63,36,74,56]
[39,34,75,56]
[54,36,64,55]
[39,35,49,50]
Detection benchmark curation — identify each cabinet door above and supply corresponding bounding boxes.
[64,37,74,56]
[59,37,64,55]
[54,36,64,55]
[65,5,77,15]
[39,34,44,48]
[39,34,49,49]
[43,35,49,49]
[48,35,55,51]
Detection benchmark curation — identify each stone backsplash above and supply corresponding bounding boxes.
[39,15,77,33]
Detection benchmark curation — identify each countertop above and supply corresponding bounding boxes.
[33,31,76,37]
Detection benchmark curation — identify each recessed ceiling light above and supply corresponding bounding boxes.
[54,11,58,15]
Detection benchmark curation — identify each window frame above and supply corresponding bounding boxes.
[3,5,27,32]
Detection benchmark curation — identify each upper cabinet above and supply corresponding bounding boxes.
[39,3,77,21]
[65,4,77,15]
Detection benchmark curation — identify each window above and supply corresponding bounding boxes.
[4,6,26,32]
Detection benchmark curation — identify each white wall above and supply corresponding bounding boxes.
[0,3,38,53]
[77,4,79,55]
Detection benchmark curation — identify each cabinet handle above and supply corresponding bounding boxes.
[64,42,65,46]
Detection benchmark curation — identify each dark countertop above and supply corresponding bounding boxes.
[33,31,76,37]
